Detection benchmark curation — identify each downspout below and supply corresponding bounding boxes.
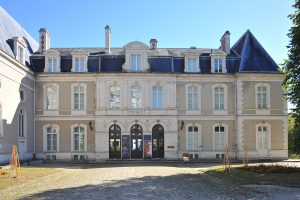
[234,77,238,160]
[33,75,36,158]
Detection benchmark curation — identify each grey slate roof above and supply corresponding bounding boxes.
[231,30,279,72]
[0,6,38,64]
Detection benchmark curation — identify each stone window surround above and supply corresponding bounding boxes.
[12,37,26,65]
[18,108,26,139]
[184,51,201,73]
[255,122,271,150]
[185,123,202,151]
[108,84,121,109]
[43,123,60,152]
[70,123,87,152]
[255,83,271,115]
[71,50,89,72]
[71,83,87,115]
[122,42,150,72]
[185,83,201,110]
[150,81,166,110]
[44,50,60,72]
[212,83,228,115]
[128,81,146,109]
[210,51,227,73]
[212,123,228,151]
[43,83,59,115]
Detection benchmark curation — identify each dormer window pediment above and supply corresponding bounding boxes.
[210,50,227,73]
[71,49,89,72]
[184,51,201,73]
[45,50,60,72]
[122,41,149,72]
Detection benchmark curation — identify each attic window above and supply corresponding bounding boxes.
[18,46,24,64]
[214,59,223,73]
[210,51,227,73]
[13,37,26,65]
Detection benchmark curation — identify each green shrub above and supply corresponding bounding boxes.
[241,164,300,173]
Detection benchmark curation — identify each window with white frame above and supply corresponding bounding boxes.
[73,85,85,110]
[257,124,268,150]
[214,58,223,73]
[48,58,58,72]
[187,58,197,72]
[75,57,85,72]
[187,85,198,109]
[187,125,200,150]
[214,125,225,150]
[152,85,163,109]
[45,84,58,110]
[73,126,85,151]
[46,126,58,151]
[109,85,120,109]
[130,54,142,72]
[131,85,142,108]
[256,84,268,109]
[18,108,25,138]
[214,86,225,110]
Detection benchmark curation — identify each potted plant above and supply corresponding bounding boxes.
[182,152,189,161]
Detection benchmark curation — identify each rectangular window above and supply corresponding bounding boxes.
[214,87,224,110]
[257,126,267,149]
[74,128,85,151]
[214,59,222,73]
[47,134,57,151]
[187,126,199,151]
[152,85,163,109]
[46,86,58,110]
[131,85,142,108]
[187,58,197,72]
[109,86,121,109]
[75,57,85,72]
[74,86,85,109]
[48,58,58,72]
[187,86,198,109]
[214,126,225,150]
[130,55,142,71]
[257,86,267,109]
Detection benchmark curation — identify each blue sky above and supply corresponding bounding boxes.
[1,0,294,65]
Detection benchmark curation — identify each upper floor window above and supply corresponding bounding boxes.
[187,58,197,72]
[71,50,88,72]
[18,46,24,64]
[186,85,198,109]
[48,58,58,72]
[152,85,163,109]
[213,124,227,151]
[18,108,25,138]
[45,126,58,152]
[214,86,225,110]
[45,84,59,110]
[187,125,201,151]
[109,85,120,109]
[256,84,270,109]
[72,84,86,110]
[75,57,85,72]
[72,126,86,152]
[130,54,142,72]
[131,85,142,108]
[214,59,223,73]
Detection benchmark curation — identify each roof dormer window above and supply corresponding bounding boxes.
[122,42,149,72]
[45,50,60,72]
[12,37,26,65]
[184,51,200,73]
[210,51,227,73]
[71,50,88,72]
[75,57,85,72]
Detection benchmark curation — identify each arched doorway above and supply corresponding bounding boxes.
[130,124,143,159]
[109,124,121,159]
[152,124,164,158]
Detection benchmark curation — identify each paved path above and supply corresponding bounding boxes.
[1,163,300,200]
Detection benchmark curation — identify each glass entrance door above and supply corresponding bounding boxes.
[109,124,121,159]
[152,124,164,158]
[130,124,143,159]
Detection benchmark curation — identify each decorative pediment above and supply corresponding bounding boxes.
[124,41,149,50]
[183,50,201,57]
[71,49,89,56]
[210,50,227,57]
[45,49,60,55]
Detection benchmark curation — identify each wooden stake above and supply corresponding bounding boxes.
[10,145,22,178]
[243,145,250,167]
[223,145,231,172]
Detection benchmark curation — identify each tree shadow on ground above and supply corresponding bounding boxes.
[20,172,267,200]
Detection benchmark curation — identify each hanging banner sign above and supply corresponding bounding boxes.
[144,135,152,158]
[122,135,130,159]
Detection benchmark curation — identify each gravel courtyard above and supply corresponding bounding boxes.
[1,163,300,200]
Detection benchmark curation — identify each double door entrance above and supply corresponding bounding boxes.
[108,124,164,159]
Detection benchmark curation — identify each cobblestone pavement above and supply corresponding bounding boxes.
[1,163,300,200]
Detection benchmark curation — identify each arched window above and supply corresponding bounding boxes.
[213,124,227,151]
[20,89,25,102]
[45,84,59,110]
[152,85,163,109]
[18,108,25,137]
[72,125,86,152]
[214,86,225,110]
[256,84,270,109]
[45,125,58,151]
[186,124,201,151]
[131,85,142,108]
[186,85,198,109]
[109,85,120,109]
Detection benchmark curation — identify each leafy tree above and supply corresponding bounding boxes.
[283,0,300,153]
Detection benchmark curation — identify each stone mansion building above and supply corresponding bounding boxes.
[0,7,288,163]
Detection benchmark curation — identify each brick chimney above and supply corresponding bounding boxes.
[105,25,111,54]
[39,28,50,53]
[220,31,230,55]
[149,39,157,49]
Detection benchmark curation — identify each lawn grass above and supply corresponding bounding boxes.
[204,164,300,187]
[0,166,59,190]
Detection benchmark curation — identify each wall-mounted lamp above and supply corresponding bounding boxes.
[88,121,93,131]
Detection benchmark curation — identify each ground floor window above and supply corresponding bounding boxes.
[214,125,225,150]
[73,126,85,151]
[187,125,200,150]
[257,125,268,149]
[46,126,57,151]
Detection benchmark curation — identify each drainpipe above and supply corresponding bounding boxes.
[234,77,238,160]
[33,79,36,158]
